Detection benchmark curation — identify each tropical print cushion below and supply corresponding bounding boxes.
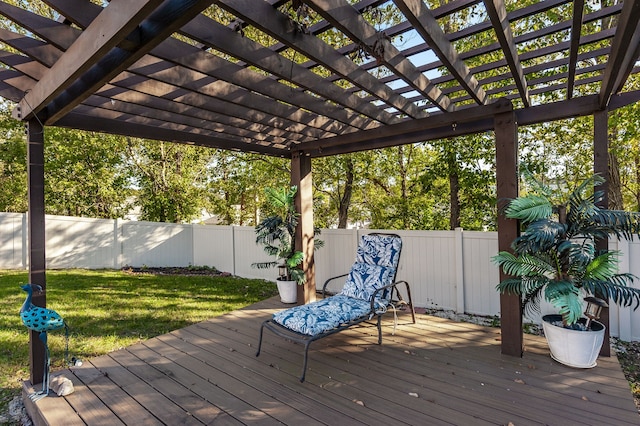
[340,263,392,304]
[272,295,371,336]
[272,234,402,337]
[356,234,402,269]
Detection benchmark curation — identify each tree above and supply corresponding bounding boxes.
[420,134,496,231]
[312,153,374,228]
[362,145,435,230]
[610,102,640,211]
[45,128,132,218]
[126,139,214,223]
[207,151,289,226]
[0,102,131,217]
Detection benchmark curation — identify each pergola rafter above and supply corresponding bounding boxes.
[567,0,585,99]
[306,0,454,113]
[1,0,639,385]
[213,0,428,119]
[393,0,487,106]
[482,0,530,107]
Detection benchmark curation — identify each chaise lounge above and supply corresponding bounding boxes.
[256,233,415,382]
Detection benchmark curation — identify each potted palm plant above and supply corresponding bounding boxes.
[252,186,322,303]
[494,174,640,368]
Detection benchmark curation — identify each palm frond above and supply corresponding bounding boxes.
[522,285,545,318]
[512,219,566,254]
[544,279,577,301]
[583,251,620,281]
[504,195,553,223]
[493,252,555,278]
[582,275,640,310]
[288,268,306,285]
[567,175,604,208]
[565,239,595,271]
[589,210,640,240]
[496,277,524,295]
[285,251,304,269]
[553,292,584,325]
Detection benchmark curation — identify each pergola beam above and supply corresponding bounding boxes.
[483,0,530,107]
[304,99,513,157]
[13,0,164,123]
[371,5,620,99]
[599,0,640,109]
[0,47,300,145]
[393,0,487,105]
[55,111,285,156]
[45,0,375,139]
[18,0,215,125]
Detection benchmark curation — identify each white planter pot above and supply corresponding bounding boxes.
[276,279,297,304]
[541,314,605,368]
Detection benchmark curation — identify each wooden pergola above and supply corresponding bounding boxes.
[1,0,639,386]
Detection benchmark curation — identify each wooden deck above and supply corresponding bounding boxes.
[24,297,639,425]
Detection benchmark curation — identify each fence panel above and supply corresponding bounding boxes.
[609,239,640,342]
[314,229,358,290]
[192,224,235,273]
[462,231,500,316]
[392,230,458,311]
[0,213,25,268]
[627,241,640,341]
[121,221,192,267]
[45,215,116,269]
[232,226,274,281]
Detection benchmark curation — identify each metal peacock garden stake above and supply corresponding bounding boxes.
[20,283,69,401]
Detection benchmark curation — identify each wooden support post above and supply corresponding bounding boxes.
[291,151,316,305]
[26,118,46,384]
[495,109,523,356]
[594,109,611,356]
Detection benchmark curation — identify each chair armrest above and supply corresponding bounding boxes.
[370,280,411,312]
[322,273,349,298]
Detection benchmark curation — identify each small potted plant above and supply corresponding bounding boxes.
[494,174,640,367]
[252,186,322,303]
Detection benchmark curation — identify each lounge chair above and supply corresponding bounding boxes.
[256,233,415,382]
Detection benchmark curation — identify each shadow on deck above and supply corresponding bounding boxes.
[23,297,639,425]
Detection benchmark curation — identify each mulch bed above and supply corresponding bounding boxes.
[121,266,232,277]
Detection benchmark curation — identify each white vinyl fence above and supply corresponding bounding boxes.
[1,213,638,341]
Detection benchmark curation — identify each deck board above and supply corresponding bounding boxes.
[71,362,163,426]
[25,297,639,425]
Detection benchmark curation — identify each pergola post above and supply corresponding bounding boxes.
[26,118,47,384]
[291,151,316,305]
[594,109,611,357]
[495,109,523,356]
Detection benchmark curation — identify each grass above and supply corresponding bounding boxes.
[0,269,278,422]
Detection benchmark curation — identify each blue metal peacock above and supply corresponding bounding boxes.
[20,283,68,400]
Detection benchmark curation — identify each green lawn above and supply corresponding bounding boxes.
[0,269,278,420]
